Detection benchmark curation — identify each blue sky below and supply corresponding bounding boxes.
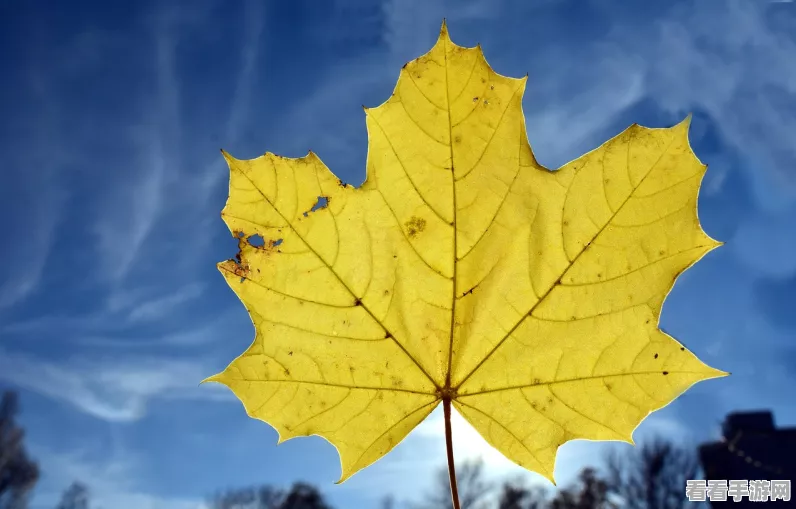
[1,0,795,507]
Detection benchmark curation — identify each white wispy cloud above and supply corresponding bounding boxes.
[223,0,265,147]
[0,186,64,309]
[91,14,184,283]
[1,300,241,350]
[0,72,69,310]
[30,444,207,509]
[200,0,265,194]
[126,282,205,323]
[0,349,231,422]
[93,153,164,282]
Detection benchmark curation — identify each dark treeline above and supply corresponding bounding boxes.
[1,390,705,509]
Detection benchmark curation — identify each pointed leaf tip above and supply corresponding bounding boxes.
[439,19,450,43]
[200,373,221,385]
[220,149,236,164]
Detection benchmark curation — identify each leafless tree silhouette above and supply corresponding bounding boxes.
[419,459,494,509]
[0,391,39,509]
[603,437,701,509]
[497,476,549,509]
[55,482,90,509]
[550,468,615,509]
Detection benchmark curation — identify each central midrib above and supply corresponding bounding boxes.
[444,32,457,394]
[442,37,458,392]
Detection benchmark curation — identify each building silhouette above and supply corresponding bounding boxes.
[699,411,796,507]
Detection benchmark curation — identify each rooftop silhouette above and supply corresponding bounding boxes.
[699,410,796,507]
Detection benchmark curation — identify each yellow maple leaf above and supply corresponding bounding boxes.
[205,22,727,485]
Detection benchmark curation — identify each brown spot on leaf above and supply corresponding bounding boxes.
[223,258,251,281]
[405,216,427,238]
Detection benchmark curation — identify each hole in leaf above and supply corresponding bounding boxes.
[248,234,265,247]
[303,196,330,217]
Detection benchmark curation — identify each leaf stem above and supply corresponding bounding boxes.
[443,398,461,509]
